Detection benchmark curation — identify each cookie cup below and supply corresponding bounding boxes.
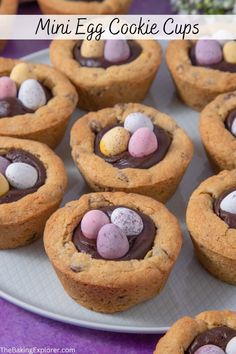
[166,41,236,111]
[200,91,236,172]
[50,40,161,111]
[0,136,67,249]
[0,57,78,148]
[44,192,182,313]
[0,0,19,51]
[37,0,132,14]
[70,103,194,203]
[155,310,236,354]
[186,169,236,284]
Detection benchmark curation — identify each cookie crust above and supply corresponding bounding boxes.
[186,169,236,284]
[70,103,194,203]
[0,136,67,249]
[200,91,236,171]
[154,311,236,354]
[166,41,236,111]
[37,0,132,15]
[0,57,78,148]
[44,192,182,313]
[50,40,161,111]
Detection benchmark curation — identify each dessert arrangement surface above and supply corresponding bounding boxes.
[2,1,236,354]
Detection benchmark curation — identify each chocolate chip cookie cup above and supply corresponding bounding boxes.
[166,40,236,111]
[200,91,236,172]
[50,39,161,111]
[155,310,236,354]
[0,58,78,149]
[70,103,194,203]
[0,0,19,51]
[186,169,236,285]
[0,136,67,249]
[37,0,132,14]
[44,192,182,313]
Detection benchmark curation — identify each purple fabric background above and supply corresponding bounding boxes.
[1,1,172,353]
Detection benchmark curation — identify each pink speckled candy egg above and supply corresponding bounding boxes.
[195,345,225,354]
[97,224,129,259]
[0,156,10,175]
[128,127,158,158]
[0,77,17,100]
[195,40,223,66]
[81,210,110,240]
[104,40,131,64]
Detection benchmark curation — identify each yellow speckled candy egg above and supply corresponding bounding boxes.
[100,127,130,157]
[81,40,105,58]
[10,63,36,87]
[0,173,9,197]
[223,41,236,64]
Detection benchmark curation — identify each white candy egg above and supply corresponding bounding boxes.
[220,190,236,214]
[18,79,46,111]
[111,207,144,236]
[6,162,38,190]
[231,118,236,136]
[124,112,154,134]
[226,336,236,354]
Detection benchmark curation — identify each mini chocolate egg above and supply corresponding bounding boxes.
[81,40,105,58]
[231,117,236,136]
[0,173,9,197]
[124,112,154,134]
[223,41,236,64]
[195,40,223,65]
[128,127,158,158]
[220,190,236,214]
[111,207,143,236]
[104,40,131,64]
[81,209,110,240]
[214,30,233,46]
[195,345,224,354]
[10,63,36,87]
[0,77,17,100]
[18,79,46,111]
[0,156,10,175]
[100,127,130,157]
[97,223,129,259]
[226,336,236,354]
[5,162,38,190]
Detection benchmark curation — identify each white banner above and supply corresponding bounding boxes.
[0,15,236,40]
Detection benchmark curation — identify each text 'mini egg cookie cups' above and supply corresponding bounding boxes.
[186,169,236,285]
[200,91,236,172]
[0,136,67,249]
[166,40,236,111]
[70,103,194,203]
[44,192,183,313]
[50,39,162,111]
[155,310,236,354]
[37,0,132,15]
[0,57,78,148]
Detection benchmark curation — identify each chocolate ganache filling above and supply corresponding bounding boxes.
[186,326,236,353]
[214,187,236,228]
[190,45,236,73]
[74,41,142,69]
[225,109,236,136]
[0,149,46,204]
[0,85,52,118]
[94,124,172,169]
[73,206,156,261]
